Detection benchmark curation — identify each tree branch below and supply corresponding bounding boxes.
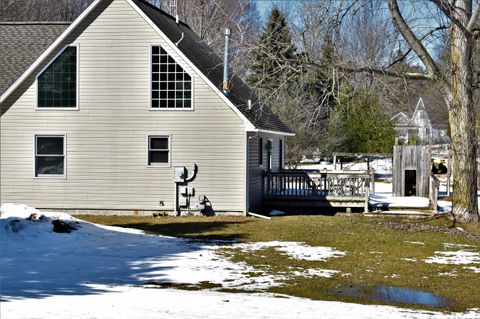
[387,24,450,68]
[429,0,471,35]
[387,0,448,86]
[338,65,433,80]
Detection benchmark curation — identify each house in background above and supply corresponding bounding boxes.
[0,0,293,215]
[392,97,449,145]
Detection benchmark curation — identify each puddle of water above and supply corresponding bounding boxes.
[336,285,449,308]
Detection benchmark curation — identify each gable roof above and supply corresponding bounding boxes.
[0,22,70,96]
[391,112,412,126]
[0,0,293,135]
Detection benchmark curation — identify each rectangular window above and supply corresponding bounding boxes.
[35,135,65,177]
[151,45,192,109]
[148,136,170,166]
[267,139,273,171]
[258,137,263,166]
[279,139,283,170]
[37,46,77,108]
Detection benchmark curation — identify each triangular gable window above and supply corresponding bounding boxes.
[37,46,77,108]
[151,45,192,109]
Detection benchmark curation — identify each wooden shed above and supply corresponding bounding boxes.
[393,144,432,197]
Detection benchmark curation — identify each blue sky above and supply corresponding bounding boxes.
[254,0,294,20]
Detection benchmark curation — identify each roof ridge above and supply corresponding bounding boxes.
[0,22,72,25]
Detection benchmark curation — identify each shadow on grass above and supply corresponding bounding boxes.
[108,221,246,241]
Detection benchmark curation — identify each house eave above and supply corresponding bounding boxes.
[246,128,295,137]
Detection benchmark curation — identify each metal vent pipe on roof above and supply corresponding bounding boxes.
[223,28,231,94]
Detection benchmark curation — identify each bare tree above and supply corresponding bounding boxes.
[0,0,93,21]
[384,0,479,223]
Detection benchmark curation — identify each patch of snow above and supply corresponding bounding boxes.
[425,251,480,265]
[405,241,426,246]
[292,269,340,278]
[444,243,477,249]
[369,195,430,208]
[374,182,393,195]
[400,258,417,262]
[438,270,458,277]
[437,200,452,213]
[232,241,346,261]
[269,210,286,216]
[464,266,480,273]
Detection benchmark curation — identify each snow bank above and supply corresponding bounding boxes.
[1,203,75,221]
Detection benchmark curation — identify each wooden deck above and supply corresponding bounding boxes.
[262,170,373,212]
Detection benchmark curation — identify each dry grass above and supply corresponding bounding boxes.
[79,214,480,312]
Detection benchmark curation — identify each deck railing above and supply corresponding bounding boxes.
[263,170,373,199]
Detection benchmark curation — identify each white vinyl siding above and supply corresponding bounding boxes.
[0,0,246,213]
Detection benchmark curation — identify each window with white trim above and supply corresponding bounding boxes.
[35,135,65,176]
[37,46,77,108]
[151,45,192,109]
[148,136,170,166]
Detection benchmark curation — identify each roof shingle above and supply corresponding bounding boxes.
[0,22,70,97]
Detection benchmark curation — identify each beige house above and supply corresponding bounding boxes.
[0,0,293,215]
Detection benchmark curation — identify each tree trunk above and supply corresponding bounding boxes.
[448,0,479,223]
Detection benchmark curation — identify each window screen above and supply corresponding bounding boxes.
[38,46,77,108]
[151,46,192,109]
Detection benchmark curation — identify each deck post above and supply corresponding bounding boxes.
[364,187,370,214]
[333,154,337,170]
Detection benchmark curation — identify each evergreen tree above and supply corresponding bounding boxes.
[247,8,297,95]
[328,90,396,154]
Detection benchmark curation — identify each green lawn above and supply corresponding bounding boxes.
[78,214,480,312]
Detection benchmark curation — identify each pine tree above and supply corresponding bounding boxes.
[247,8,297,95]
